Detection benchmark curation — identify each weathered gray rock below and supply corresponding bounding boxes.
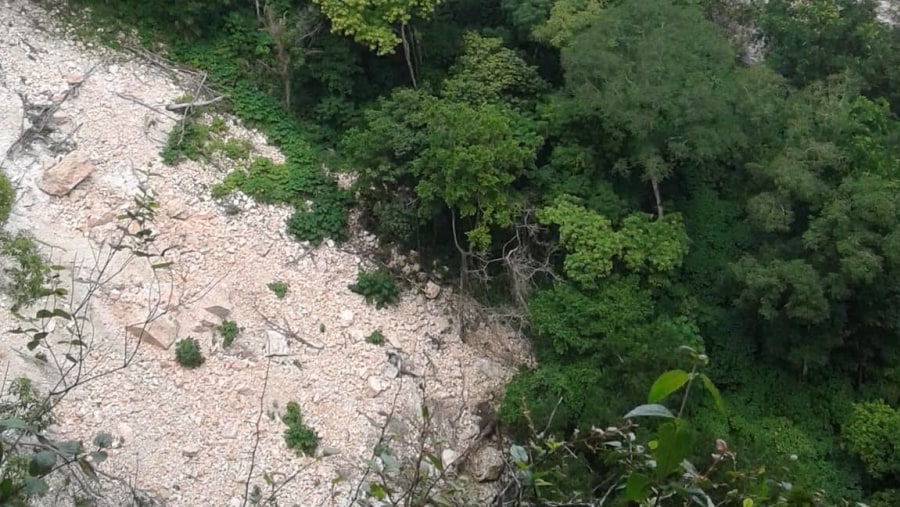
[441,449,460,469]
[127,314,179,350]
[265,330,290,357]
[474,358,506,380]
[340,309,354,327]
[182,445,200,458]
[469,446,504,482]
[424,281,441,299]
[39,151,95,196]
[367,375,387,397]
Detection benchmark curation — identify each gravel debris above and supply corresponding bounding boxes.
[0,1,530,505]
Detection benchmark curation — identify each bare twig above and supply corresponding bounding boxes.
[242,358,272,507]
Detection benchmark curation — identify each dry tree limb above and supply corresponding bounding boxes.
[253,306,325,350]
[164,95,226,113]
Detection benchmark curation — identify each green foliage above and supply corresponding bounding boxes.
[217,320,239,348]
[0,172,14,224]
[348,269,399,309]
[282,401,318,457]
[844,400,900,479]
[160,118,213,165]
[311,0,443,55]
[537,197,688,287]
[0,232,53,314]
[343,87,543,251]
[365,329,385,345]
[267,281,288,298]
[174,337,205,368]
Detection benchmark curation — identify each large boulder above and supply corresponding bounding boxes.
[39,151,94,196]
[126,313,180,350]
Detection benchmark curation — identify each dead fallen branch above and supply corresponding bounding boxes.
[165,95,226,113]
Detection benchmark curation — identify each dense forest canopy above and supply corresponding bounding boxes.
[68,0,900,503]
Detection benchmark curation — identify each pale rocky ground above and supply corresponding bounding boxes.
[0,0,528,505]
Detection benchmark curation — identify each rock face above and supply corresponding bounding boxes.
[39,151,94,196]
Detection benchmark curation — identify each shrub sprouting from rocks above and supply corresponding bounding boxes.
[267,281,288,298]
[365,329,386,345]
[175,337,205,368]
[348,269,399,309]
[217,320,239,347]
[283,401,318,456]
[0,172,15,224]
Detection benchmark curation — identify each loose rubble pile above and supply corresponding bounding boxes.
[0,1,528,505]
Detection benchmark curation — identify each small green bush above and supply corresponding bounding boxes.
[174,337,205,368]
[283,401,318,456]
[267,281,288,298]
[349,269,399,309]
[217,320,239,347]
[365,329,385,345]
[0,172,15,224]
[160,119,212,166]
[0,232,52,313]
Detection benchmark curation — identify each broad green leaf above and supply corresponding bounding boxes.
[647,369,690,403]
[699,373,725,413]
[510,444,528,464]
[369,483,387,500]
[93,432,114,448]
[743,499,754,507]
[624,404,675,419]
[90,450,108,465]
[57,440,83,457]
[29,451,57,477]
[0,418,32,431]
[653,420,693,481]
[24,476,49,496]
[623,473,649,501]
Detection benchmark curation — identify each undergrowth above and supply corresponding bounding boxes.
[175,337,205,368]
[365,329,385,346]
[217,320,239,348]
[349,269,399,309]
[282,401,318,457]
[0,232,56,314]
[267,281,288,298]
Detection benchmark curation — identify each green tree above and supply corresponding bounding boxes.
[311,0,442,55]
[844,400,900,479]
[552,0,751,217]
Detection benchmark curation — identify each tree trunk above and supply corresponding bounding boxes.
[651,177,664,219]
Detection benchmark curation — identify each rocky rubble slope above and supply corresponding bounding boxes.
[0,1,527,505]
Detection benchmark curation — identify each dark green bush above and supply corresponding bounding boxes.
[267,281,288,298]
[283,401,318,456]
[0,232,52,313]
[217,320,239,348]
[365,329,385,345]
[174,337,205,368]
[348,269,399,309]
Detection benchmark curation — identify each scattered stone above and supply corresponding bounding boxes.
[441,449,460,469]
[265,330,290,357]
[204,305,231,320]
[424,281,441,300]
[367,375,387,397]
[339,309,354,327]
[126,313,179,350]
[384,363,400,379]
[319,446,341,457]
[38,151,95,196]
[469,446,504,482]
[65,73,83,85]
[474,358,506,380]
[182,445,200,458]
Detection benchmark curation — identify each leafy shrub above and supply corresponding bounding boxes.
[267,281,288,298]
[365,329,385,345]
[160,119,212,165]
[174,337,205,368]
[286,192,349,245]
[282,401,318,456]
[0,172,15,224]
[349,269,399,309]
[217,320,239,348]
[844,400,900,479]
[0,232,53,313]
